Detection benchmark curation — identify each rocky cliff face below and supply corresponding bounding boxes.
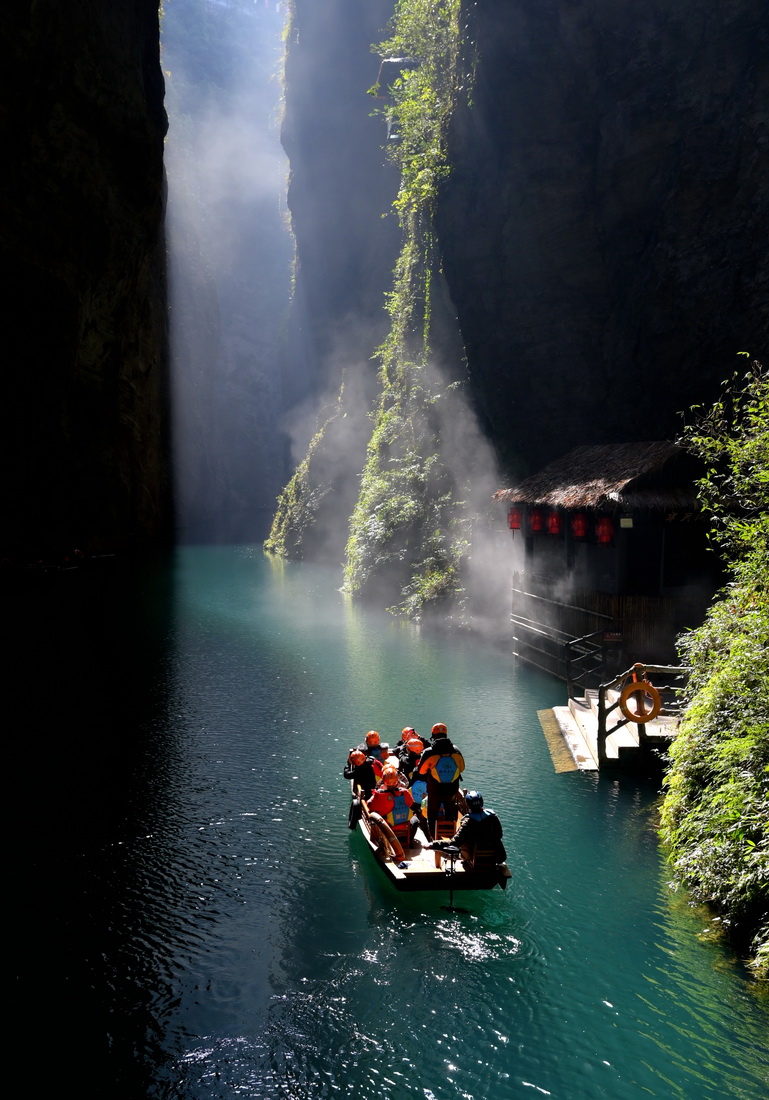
[273,0,402,562]
[0,2,169,561]
[282,0,400,403]
[439,0,769,476]
[276,0,768,585]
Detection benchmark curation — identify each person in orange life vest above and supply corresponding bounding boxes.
[417,724,466,840]
[366,765,416,845]
[343,749,381,800]
[397,736,424,781]
[357,729,389,764]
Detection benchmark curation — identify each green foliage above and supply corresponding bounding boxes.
[376,0,461,220]
[264,397,341,559]
[661,360,769,976]
[271,0,470,615]
[680,359,769,573]
[341,0,469,617]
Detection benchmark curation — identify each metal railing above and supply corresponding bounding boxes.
[564,628,610,699]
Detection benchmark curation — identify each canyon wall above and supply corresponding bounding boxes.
[1,2,169,560]
[440,0,769,475]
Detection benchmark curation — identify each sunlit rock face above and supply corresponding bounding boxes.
[439,0,769,476]
[0,2,168,558]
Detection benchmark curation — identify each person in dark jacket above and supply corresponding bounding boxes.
[356,729,389,764]
[428,791,506,871]
[397,736,424,781]
[394,726,418,752]
[344,749,380,799]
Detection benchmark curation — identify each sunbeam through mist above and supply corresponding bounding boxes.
[164,0,292,544]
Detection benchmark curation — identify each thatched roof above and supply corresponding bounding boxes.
[493,442,699,511]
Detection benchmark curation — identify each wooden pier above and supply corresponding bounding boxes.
[539,665,685,772]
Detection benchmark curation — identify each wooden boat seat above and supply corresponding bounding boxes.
[467,845,497,870]
[466,845,512,888]
[433,813,459,868]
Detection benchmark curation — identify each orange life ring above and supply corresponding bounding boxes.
[619,681,661,724]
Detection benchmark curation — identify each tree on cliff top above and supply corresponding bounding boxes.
[660,359,769,977]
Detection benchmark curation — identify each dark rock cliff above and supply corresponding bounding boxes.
[439,0,769,476]
[282,0,399,403]
[274,0,401,562]
[0,2,169,560]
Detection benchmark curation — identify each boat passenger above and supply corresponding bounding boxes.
[366,765,416,848]
[357,729,389,764]
[394,726,418,752]
[417,729,465,841]
[343,749,380,800]
[408,774,430,837]
[428,791,507,882]
[397,736,424,780]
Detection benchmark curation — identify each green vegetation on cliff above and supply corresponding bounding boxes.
[268,0,470,614]
[660,361,769,977]
[264,383,346,559]
[343,0,469,615]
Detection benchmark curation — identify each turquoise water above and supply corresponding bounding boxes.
[14,546,768,1098]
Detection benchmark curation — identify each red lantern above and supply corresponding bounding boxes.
[546,510,562,536]
[529,508,543,533]
[596,516,614,544]
[507,507,522,531]
[571,512,588,539]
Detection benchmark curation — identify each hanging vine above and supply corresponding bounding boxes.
[343,0,470,616]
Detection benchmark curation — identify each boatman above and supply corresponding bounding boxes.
[428,791,509,886]
[417,725,466,840]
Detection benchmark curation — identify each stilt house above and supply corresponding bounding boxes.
[494,441,720,686]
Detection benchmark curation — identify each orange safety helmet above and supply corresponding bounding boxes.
[350,750,366,765]
[406,738,424,754]
[365,730,380,746]
[431,723,448,736]
[401,727,416,737]
[381,765,399,786]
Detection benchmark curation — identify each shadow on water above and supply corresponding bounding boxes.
[8,555,180,1097]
